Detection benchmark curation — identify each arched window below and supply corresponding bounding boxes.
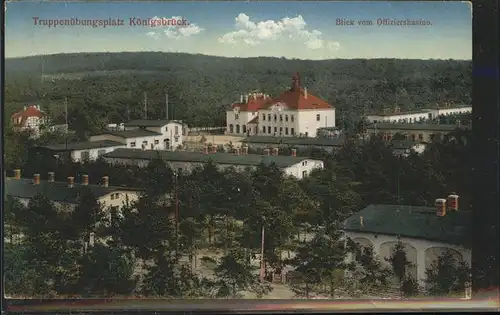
[229,124,234,133]
[242,125,247,133]
[236,125,240,133]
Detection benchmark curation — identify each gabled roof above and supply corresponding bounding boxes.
[103,148,314,168]
[5,178,140,204]
[11,105,45,126]
[124,120,176,128]
[98,129,162,139]
[40,140,125,152]
[263,87,333,110]
[343,204,471,247]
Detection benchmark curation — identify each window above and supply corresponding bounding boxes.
[268,126,271,133]
[285,127,289,135]
[154,140,159,145]
[229,124,234,133]
[81,151,90,160]
[279,127,283,135]
[236,125,240,133]
[262,114,266,121]
[274,127,277,134]
[142,141,148,145]
[280,115,283,121]
[262,126,266,133]
[411,134,416,141]
[302,171,307,178]
[285,115,288,122]
[268,114,271,121]
[235,114,239,120]
[97,149,106,157]
[305,132,308,137]
[130,142,136,148]
[274,115,277,121]
[165,127,168,132]
[302,161,308,166]
[418,134,424,141]
[243,125,247,133]
[291,115,295,122]
[316,114,320,121]
[291,128,295,135]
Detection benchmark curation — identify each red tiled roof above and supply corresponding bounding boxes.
[11,105,45,126]
[231,95,269,111]
[263,87,333,110]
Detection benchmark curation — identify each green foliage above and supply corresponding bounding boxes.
[424,250,471,296]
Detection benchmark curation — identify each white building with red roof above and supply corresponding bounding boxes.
[11,105,48,137]
[226,73,335,138]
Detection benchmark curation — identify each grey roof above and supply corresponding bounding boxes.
[41,140,125,151]
[369,109,431,116]
[124,120,172,127]
[101,129,162,139]
[423,104,472,110]
[343,204,471,247]
[241,136,346,147]
[104,148,312,168]
[5,178,140,204]
[367,123,467,132]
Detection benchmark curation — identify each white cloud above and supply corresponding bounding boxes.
[219,13,340,51]
[146,16,204,40]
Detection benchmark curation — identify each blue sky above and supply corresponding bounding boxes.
[5,1,472,60]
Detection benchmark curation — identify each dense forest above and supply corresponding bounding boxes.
[5,52,472,132]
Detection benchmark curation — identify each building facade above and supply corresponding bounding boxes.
[226,73,336,138]
[343,204,471,286]
[5,171,141,244]
[103,148,324,179]
[11,105,48,137]
[366,123,470,143]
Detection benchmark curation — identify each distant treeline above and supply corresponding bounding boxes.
[5,52,471,132]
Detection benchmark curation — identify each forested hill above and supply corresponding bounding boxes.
[5,52,471,128]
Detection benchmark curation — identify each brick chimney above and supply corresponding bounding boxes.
[33,173,40,185]
[291,72,300,91]
[291,149,297,157]
[263,148,270,156]
[242,146,249,155]
[48,172,55,183]
[102,176,109,188]
[82,174,89,186]
[203,146,209,154]
[14,169,21,180]
[67,176,75,188]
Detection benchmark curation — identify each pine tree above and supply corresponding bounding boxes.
[387,240,413,298]
[425,250,470,296]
